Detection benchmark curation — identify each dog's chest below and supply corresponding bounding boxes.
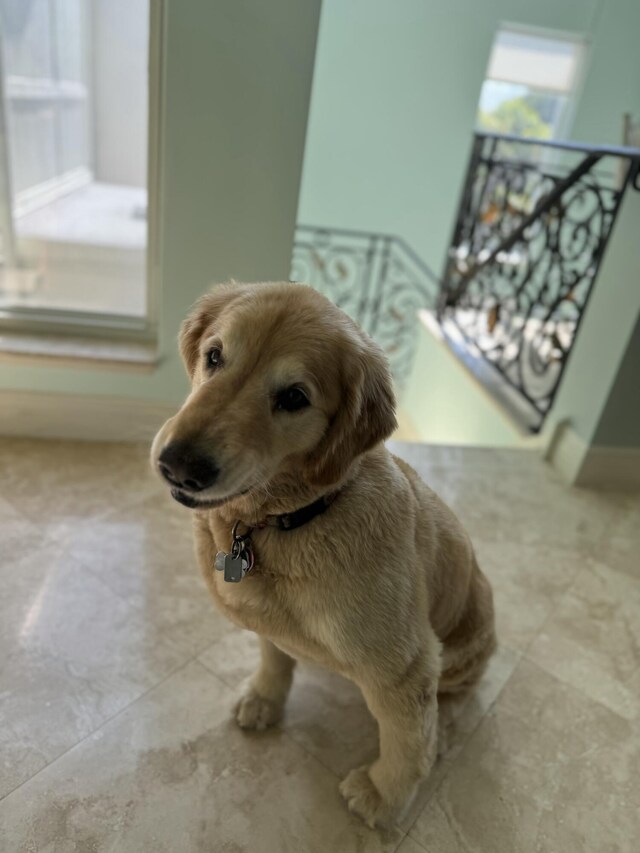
[210,545,350,669]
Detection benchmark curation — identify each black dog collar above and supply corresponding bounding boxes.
[254,491,339,531]
[214,492,339,583]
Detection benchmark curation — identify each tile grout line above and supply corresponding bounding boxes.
[403,644,524,843]
[197,646,521,848]
[521,653,634,724]
[0,654,204,805]
[403,554,637,845]
[516,557,638,724]
[195,653,356,782]
[501,546,595,667]
[195,653,414,847]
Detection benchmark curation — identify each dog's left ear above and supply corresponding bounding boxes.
[306,330,397,487]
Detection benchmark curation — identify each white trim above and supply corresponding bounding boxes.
[0,3,161,339]
[543,417,588,484]
[14,167,92,219]
[0,34,17,268]
[0,390,177,442]
[0,331,157,370]
[544,419,640,489]
[5,76,88,101]
[146,0,167,336]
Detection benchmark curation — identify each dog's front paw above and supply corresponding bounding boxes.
[234,688,283,731]
[339,766,392,828]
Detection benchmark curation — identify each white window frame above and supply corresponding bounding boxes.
[0,0,165,346]
[478,22,590,142]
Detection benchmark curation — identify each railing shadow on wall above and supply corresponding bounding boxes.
[291,225,440,385]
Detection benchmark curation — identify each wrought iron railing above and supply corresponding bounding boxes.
[291,225,440,384]
[439,131,640,431]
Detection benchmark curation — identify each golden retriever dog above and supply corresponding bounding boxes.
[151,281,496,827]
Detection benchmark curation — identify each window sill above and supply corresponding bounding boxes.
[0,331,159,372]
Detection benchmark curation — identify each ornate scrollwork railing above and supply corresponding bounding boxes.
[291,225,440,384]
[439,131,640,431]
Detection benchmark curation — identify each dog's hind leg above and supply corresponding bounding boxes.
[438,561,496,695]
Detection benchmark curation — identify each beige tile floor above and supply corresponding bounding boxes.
[0,437,638,852]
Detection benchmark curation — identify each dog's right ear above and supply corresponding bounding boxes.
[179,283,248,378]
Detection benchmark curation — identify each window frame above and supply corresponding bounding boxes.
[477,22,590,142]
[0,0,166,348]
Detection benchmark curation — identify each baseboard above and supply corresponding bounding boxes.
[543,418,589,484]
[576,445,640,490]
[0,390,178,442]
[544,419,640,489]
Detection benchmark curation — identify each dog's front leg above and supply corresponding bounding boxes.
[340,654,439,828]
[235,637,296,731]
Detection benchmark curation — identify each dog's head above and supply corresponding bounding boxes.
[151,282,397,509]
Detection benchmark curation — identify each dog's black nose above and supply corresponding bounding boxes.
[158,442,219,492]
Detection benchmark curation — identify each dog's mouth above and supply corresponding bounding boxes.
[170,486,250,510]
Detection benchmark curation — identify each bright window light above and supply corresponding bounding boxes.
[0,0,151,321]
[477,27,586,140]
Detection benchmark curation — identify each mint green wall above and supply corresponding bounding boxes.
[297,0,619,270]
[0,0,321,405]
[592,311,640,448]
[548,187,640,447]
[570,0,640,145]
[298,0,640,448]
[401,315,528,447]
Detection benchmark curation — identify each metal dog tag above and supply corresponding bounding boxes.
[215,549,250,583]
[223,552,244,583]
[215,521,255,584]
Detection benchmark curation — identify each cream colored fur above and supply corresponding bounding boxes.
[151,282,496,827]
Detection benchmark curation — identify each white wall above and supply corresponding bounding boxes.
[91,0,149,187]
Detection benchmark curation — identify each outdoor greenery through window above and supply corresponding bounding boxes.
[477,27,586,140]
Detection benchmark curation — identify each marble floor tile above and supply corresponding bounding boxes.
[53,493,229,657]
[0,438,157,531]
[0,544,187,798]
[199,626,519,829]
[591,493,640,580]
[199,629,381,779]
[474,539,589,652]
[0,660,404,853]
[390,442,624,553]
[409,659,639,853]
[526,560,640,721]
[387,442,539,475]
[440,470,618,553]
[399,643,520,833]
[396,836,429,853]
[0,493,45,564]
[1,436,639,851]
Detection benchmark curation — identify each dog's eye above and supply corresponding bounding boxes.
[206,347,223,370]
[275,386,310,412]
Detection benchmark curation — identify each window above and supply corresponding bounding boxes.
[477,26,587,140]
[0,0,158,337]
